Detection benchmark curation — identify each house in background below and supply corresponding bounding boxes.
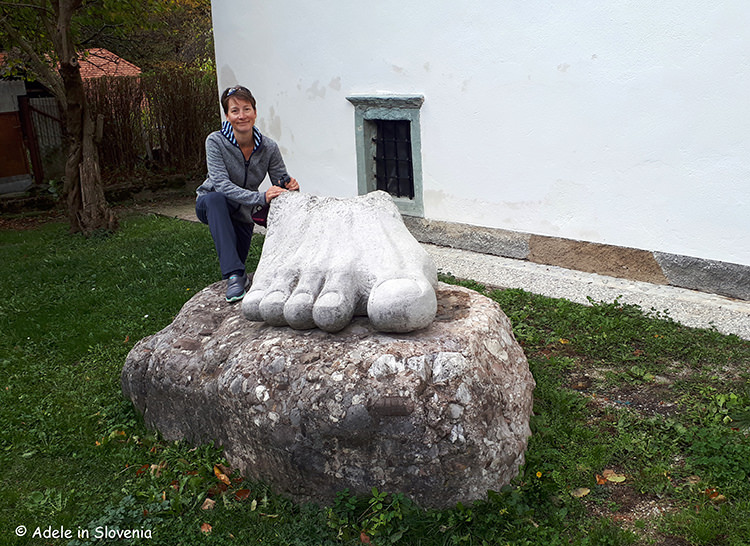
[0,48,140,194]
[225,3,748,299]
[78,48,141,79]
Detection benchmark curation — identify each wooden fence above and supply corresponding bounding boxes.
[85,69,219,178]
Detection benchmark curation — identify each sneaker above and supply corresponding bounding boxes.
[226,272,249,303]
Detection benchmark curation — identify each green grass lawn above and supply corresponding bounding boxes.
[1,213,749,545]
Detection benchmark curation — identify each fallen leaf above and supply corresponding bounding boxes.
[216,463,232,477]
[214,465,231,485]
[705,488,720,499]
[250,499,258,511]
[150,461,167,477]
[559,338,570,344]
[602,469,626,483]
[687,475,701,485]
[360,531,371,544]
[596,474,607,485]
[570,487,590,498]
[201,498,216,511]
[234,489,251,501]
[200,523,212,534]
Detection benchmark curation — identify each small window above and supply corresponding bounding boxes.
[347,95,424,217]
[373,119,414,199]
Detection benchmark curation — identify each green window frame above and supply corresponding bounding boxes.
[347,94,424,217]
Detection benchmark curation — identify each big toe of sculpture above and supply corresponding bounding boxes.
[242,191,437,333]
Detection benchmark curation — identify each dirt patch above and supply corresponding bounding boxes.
[579,382,681,418]
[584,483,682,544]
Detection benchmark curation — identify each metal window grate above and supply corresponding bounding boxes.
[373,119,414,199]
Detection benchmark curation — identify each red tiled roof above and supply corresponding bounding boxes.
[1,48,140,78]
[79,48,141,79]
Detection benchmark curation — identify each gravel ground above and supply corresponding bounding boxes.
[150,201,750,341]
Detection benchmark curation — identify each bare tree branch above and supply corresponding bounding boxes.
[0,14,65,104]
[80,23,119,45]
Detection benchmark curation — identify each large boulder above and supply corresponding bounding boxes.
[122,282,535,508]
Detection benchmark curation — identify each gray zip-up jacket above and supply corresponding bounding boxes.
[196,123,289,223]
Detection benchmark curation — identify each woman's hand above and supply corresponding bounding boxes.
[267,177,298,202]
[266,185,287,202]
[285,177,299,191]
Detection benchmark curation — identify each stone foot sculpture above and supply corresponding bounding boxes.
[242,191,437,333]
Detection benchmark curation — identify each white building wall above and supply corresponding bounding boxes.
[212,1,750,266]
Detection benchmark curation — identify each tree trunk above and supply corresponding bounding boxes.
[56,0,117,235]
[59,59,117,234]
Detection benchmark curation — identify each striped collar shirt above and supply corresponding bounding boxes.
[221,121,262,152]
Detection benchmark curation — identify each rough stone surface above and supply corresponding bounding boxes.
[529,235,669,284]
[655,252,750,301]
[122,282,535,508]
[243,191,438,333]
[404,216,530,260]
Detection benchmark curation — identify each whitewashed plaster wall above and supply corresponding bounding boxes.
[211,1,750,266]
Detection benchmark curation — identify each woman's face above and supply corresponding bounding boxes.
[226,97,257,134]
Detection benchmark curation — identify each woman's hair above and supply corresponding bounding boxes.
[220,85,256,114]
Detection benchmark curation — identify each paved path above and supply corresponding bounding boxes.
[149,201,750,340]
